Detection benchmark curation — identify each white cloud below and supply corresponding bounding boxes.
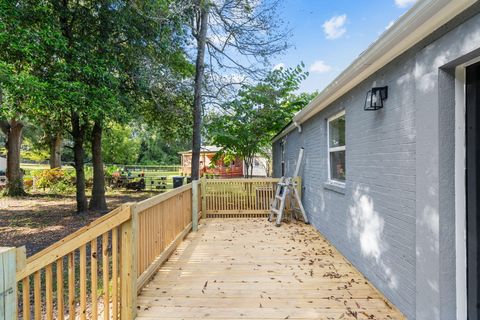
[385,20,395,30]
[395,0,417,8]
[209,34,228,46]
[322,14,347,40]
[309,60,332,73]
[273,63,285,70]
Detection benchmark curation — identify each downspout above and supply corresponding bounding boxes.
[294,122,302,133]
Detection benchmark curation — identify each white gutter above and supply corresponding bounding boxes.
[273,0,477,142]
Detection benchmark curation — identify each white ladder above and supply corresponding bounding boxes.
[269,148,309,227]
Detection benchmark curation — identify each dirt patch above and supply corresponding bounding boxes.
[0,190,158,256]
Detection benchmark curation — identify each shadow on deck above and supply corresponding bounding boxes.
[136,219,405,320]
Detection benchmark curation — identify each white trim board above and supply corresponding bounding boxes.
[455,65,467,320]
[326,110,346,186]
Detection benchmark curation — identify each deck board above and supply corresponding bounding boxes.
[136,219,405,319]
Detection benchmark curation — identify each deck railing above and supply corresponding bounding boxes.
[13,204,134,320]
[201,177,280,218]
[1,177,289,319]
[135,184,195,290]
[6,184,197,320]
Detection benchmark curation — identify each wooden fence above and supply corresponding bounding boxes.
[201,178,280,218]
[13,204,134,320]
[135,184,194,290]
[1,177,284,319]
[3,183,198,320]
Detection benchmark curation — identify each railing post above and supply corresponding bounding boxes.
[192,180,199,231]
[201,177,206,219]
[0,247,19,319]
[120,205,138,320]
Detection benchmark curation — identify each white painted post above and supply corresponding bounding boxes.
[0,247,17,320]
[192,180,199,231]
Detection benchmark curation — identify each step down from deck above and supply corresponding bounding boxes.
[269,148,309,227]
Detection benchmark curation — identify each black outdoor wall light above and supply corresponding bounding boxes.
[364,86,388,111]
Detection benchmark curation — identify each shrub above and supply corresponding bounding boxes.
[24,178,33,189]
[104,165,120,179]
[32,168,76,194]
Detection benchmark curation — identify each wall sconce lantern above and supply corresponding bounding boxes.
[364,86,388,111]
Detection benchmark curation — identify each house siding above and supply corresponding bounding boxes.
[272,5,480,319]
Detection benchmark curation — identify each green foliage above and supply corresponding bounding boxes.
[136,126,188,165]
[31,168,75,194]
[21,150,49,163]
[0,1,66,122]
[101,123,188,166]
[207,64,314,175]
[21,124,50,162]
[104,165,121,179]
[102,123,141,165]
[0,0,195,202]
[30,167,95,194]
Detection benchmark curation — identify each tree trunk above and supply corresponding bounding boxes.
[265,158,271,177]
[89,120,107,212]
[71,112,88,214]
[191,2,209,180]
[3,119,26,196]
[49,132,62,169]
[245,156,254,178]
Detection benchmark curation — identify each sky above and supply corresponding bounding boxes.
[274,0,418,93]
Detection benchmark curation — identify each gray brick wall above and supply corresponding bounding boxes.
[272,138,282,177]
[275,82,416,318]
[273,67,417,319]
[272,7,480,319]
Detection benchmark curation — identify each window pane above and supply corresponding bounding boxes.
[329,115,345,148]
[330,150,345,182]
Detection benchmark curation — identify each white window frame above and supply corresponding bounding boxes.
[280,139,286,176]
[327,110,346,186]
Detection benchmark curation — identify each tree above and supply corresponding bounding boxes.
[0,1,66,195]
[136,126,191,165]
[208,65,313,177]
[46,0,192,212]
[88,1,194,211]
[184,0,290,180]
[102,123,141,165]
[48,130,63,168]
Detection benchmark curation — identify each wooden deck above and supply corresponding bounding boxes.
[136,219,405,320]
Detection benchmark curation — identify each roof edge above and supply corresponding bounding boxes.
[272,0,477,143]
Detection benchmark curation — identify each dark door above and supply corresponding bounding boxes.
[466,62,480,319]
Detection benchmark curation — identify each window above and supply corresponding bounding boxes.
[328,111,346,183]
[281,140,285,176]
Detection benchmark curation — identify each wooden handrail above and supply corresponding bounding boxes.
[16,205,131,281]
[202,177,280,217]
[135,183,192,212]
[204,177,279,183]
[135,185,194,289]
[11,178,281,320]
